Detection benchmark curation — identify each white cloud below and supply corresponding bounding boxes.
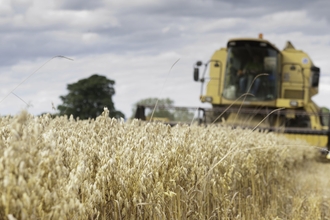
[197,17,246,33]
[0,0,13,15]
[262,11,311,28]
[11,9,118,31]
[162,26,170,33]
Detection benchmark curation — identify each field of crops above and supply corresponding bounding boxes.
[0,109,329,219]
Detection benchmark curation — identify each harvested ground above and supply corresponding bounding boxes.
[294,156,330,200]
[276,154,330,219]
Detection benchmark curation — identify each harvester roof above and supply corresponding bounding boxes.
[227,37,281,52]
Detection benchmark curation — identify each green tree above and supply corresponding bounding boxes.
[57,74,125,119]
[132,97,194,122]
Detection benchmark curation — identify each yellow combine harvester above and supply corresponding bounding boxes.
[135,34,330,153]
[193,34,330,151]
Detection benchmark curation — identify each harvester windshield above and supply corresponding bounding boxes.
[223,41,279,101]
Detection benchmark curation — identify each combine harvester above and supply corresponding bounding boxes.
[135,34,330,155]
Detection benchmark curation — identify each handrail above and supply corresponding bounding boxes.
[199,60,223,97]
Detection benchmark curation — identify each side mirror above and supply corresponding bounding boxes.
[194,68,199,81]
[196,61,203,66]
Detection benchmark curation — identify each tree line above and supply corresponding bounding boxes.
[55,74,193,121]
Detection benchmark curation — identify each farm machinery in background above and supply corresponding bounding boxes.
[135,34,330,153]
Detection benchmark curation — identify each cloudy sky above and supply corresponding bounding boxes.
[1,0,330,118]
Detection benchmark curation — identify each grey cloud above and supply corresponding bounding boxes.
[307,1,330,23]
[188,0,329,27]
[11,0,32,14]
[121,0,300,20]
[57,0,104,10]
[218,0,330,23]
[1,0,329,68]
[0,16,192,67]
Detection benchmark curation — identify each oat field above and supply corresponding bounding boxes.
[0,109,329,219]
